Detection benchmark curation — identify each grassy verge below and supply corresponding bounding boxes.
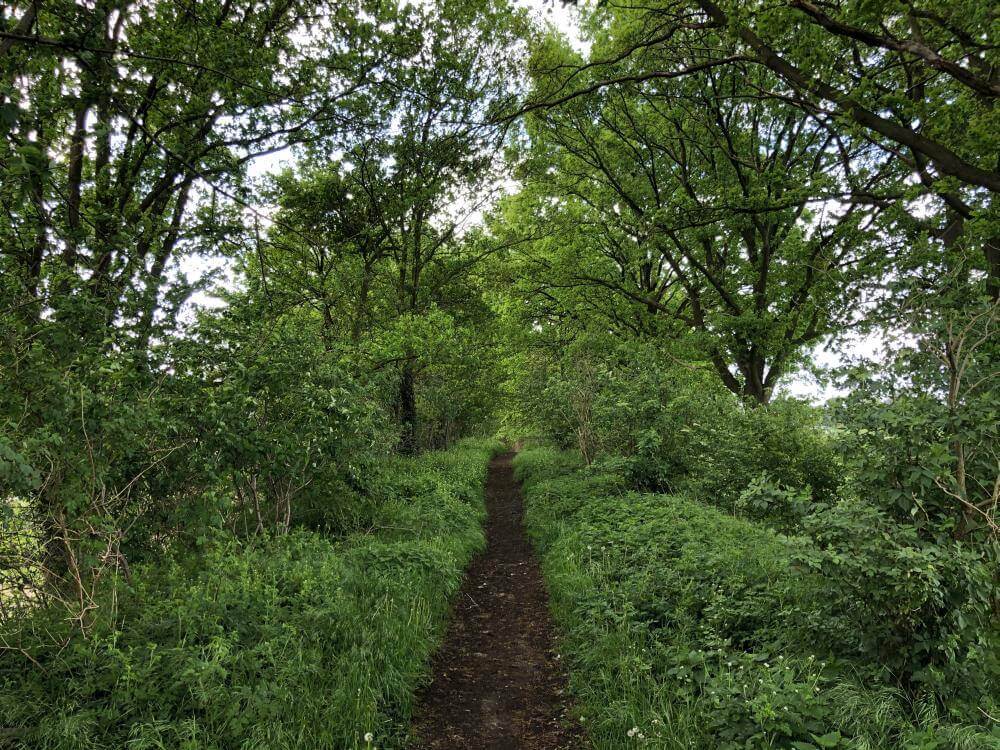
[0,438,500,750]
[514,446,1000,750]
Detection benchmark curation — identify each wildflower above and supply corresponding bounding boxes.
[364,733,374,743]
[627,727,639,738]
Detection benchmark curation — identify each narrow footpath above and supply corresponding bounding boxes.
[410,452,585,750]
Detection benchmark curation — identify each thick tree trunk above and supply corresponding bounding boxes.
[741,353,771,405]
[710,354,772,405]
[741,380,771,405]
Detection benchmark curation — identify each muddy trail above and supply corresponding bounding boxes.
[410,451,585,750]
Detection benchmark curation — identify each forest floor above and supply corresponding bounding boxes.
[409,451,585,750]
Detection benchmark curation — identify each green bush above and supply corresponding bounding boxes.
[793,500,996,701]
[504,337,841,513]
[0,439,499,750]
[516,447,1000,750]
[662,396,842,515]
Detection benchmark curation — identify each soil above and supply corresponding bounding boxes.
[409,451,585,750]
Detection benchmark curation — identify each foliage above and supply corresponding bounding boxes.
[793,500,995,701]
[0,440,499,750]
[256,0,527,452]
[515,447,1000,749]
[166,300,390,538]
[831,269,999,539]
[2,1,999,748]
[506,15,901,404]
[502,332,841,511]
[1,0,521,631]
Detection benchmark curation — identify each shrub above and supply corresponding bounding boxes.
[0,439,498,750]
[793,500,996,701]
[504,336,842,510]
[516,446,1000,750]
[667,396,842,514]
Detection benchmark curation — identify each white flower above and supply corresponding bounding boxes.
[627,727,639,738]
[364,732,374,743]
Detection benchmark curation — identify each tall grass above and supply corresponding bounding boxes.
[0,438,500,750]
[514,447,1000,750]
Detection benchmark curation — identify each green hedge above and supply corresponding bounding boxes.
[0,438,500,750]
[514,447,1000,750]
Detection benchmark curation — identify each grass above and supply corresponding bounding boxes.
[514,446,1000,750]
[0,438,500,750]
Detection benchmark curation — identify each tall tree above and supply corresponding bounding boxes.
[535,0,1000,297]
[0,0,388,592]
[250,0,527,451]
[509,30,898,402]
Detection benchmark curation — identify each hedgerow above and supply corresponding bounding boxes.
[0,439,499,750]
[515,447,1000,750]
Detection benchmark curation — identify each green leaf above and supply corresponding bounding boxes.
[812,731,842,748]
[0,102,19,130]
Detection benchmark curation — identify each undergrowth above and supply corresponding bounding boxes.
[514,446,1000,750]
[0,438,500,750]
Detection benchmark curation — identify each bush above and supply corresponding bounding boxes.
[793,500,996,701]
[516,446,1000,750]
[666,396,842,515]
[504,337,842,512]
[0,439,499,750]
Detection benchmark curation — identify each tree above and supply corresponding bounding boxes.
[260,0,527,451]
[0,0,389,602]
[537,0,1000,297]
[509,28,898,402]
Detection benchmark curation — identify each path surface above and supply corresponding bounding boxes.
[410,452,584,750]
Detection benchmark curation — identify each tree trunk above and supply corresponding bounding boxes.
[986,236,1000,302]
[352,261,373,343]
[399,361,417,455]
[741,379,771,405]
[741,353,770,405]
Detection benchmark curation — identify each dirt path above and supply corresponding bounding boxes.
[410,452,585,750]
